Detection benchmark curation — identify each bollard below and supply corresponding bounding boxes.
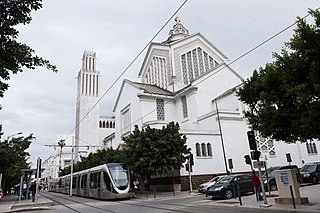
[289,185,296,209]
[237,183,242,205]
[153,186,156,198]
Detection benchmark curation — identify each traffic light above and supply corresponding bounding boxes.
[244,155,251,165]
[251,150,261,160]
[189,154,194,166]
[185,164,193,172]
[247,130,257,150]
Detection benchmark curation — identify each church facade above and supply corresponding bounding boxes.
[109,18,319,189]
[43,18,319,188]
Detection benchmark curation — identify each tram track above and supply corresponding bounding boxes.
[42,191,204,213]
[42,192,117,213]
[42,191,274,213]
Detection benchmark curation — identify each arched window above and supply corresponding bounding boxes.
[306,143,311,154]
[102,121,106,128]
[195,143,201,156]
[113,121,115,128]
[106,121,109,128]
[313,143,318,154]
[99,121,102,128]
[201,143,207,156]
[207,143,212,156]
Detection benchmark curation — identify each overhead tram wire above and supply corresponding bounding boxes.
[65,5,319,145]
[64,0,189,141]
[110,7,320,136]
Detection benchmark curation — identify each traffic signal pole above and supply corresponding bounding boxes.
[246,130,268,205]
[257,159,268,205]
[188,158,192,193]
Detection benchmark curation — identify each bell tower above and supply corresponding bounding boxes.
[75,51,100,161]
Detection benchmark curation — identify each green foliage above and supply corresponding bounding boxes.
[0,128,34,190]
[0,0,57,98]
[122,122,191,178]
[237,9,320,143]
[59,148,126,176]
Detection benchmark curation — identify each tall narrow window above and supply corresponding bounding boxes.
[181,54,188,84]
[196,143,201,157]
[313,143,318,154]
[121,106,131,134]
[181,95,188,118]
[201,143,207,156]
[156,99,165,120]
[207,143,212,156]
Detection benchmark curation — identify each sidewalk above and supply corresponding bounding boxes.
[0,193,55,213]
[1,184,319,212]
[135,183,320,212]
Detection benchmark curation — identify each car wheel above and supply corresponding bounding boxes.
[270,184,277,191]
[225,189,233,199]
[312,176,318,184]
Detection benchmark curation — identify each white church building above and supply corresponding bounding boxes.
[109,18,319,189]
[43,18,319,189]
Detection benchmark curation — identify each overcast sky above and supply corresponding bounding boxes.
[0,0,318,167]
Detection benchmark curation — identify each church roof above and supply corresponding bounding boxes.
[126,80,174,96]
[162,17,189,44]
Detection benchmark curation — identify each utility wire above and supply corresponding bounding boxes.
[64,5,318,147]
[110,7,319,137]
[64,0,188,141]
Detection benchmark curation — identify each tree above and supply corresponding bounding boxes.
[0,0,57,99]
[57,139,65,172]
[122,122,191,178]
[0,127,34,192]
[59,148,126,176]
[237,9,320,143]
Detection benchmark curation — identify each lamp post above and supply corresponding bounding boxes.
[70,136,74,197]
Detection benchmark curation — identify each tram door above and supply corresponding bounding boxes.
[81,174,88,196]
[97,172,101,198]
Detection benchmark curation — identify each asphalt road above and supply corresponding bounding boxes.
[35,191,292,213]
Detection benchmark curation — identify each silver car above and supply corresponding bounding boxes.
[198,175,224,194]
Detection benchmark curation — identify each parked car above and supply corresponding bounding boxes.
[197,175,224,194]
[262,165,301,191]
[205,174,254,199]
[300,162,320,184]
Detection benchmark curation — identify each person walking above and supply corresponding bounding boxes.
[144,179,150,192]
[29,180,37,202]
[133,179,141,194]
[251,171,263,201]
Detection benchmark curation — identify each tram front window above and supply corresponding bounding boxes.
[107,164,129,189]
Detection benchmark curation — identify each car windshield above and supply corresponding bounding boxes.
[216,176,233,184]
[209,176,221,182]
[301,165,316,172]
[263,167,280,178]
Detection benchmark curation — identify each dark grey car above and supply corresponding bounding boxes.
[300,162,320,184]
[205,174,254,199]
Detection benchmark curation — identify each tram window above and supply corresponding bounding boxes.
[90,173,98,189]
[77,176,80,188]
[103,172,113,191]
[97,172,101,189]
[81,175,87,189]
[72,176,77,188]
[58,178,62,188]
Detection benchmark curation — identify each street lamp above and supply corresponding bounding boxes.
[7,132,23,140]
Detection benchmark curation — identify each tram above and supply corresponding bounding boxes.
[49,163,131,200]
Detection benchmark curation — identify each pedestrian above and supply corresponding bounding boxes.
[133,179,141,194]
[144,179,150,192]
[29,180,37,202]
[251,171,263,201]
